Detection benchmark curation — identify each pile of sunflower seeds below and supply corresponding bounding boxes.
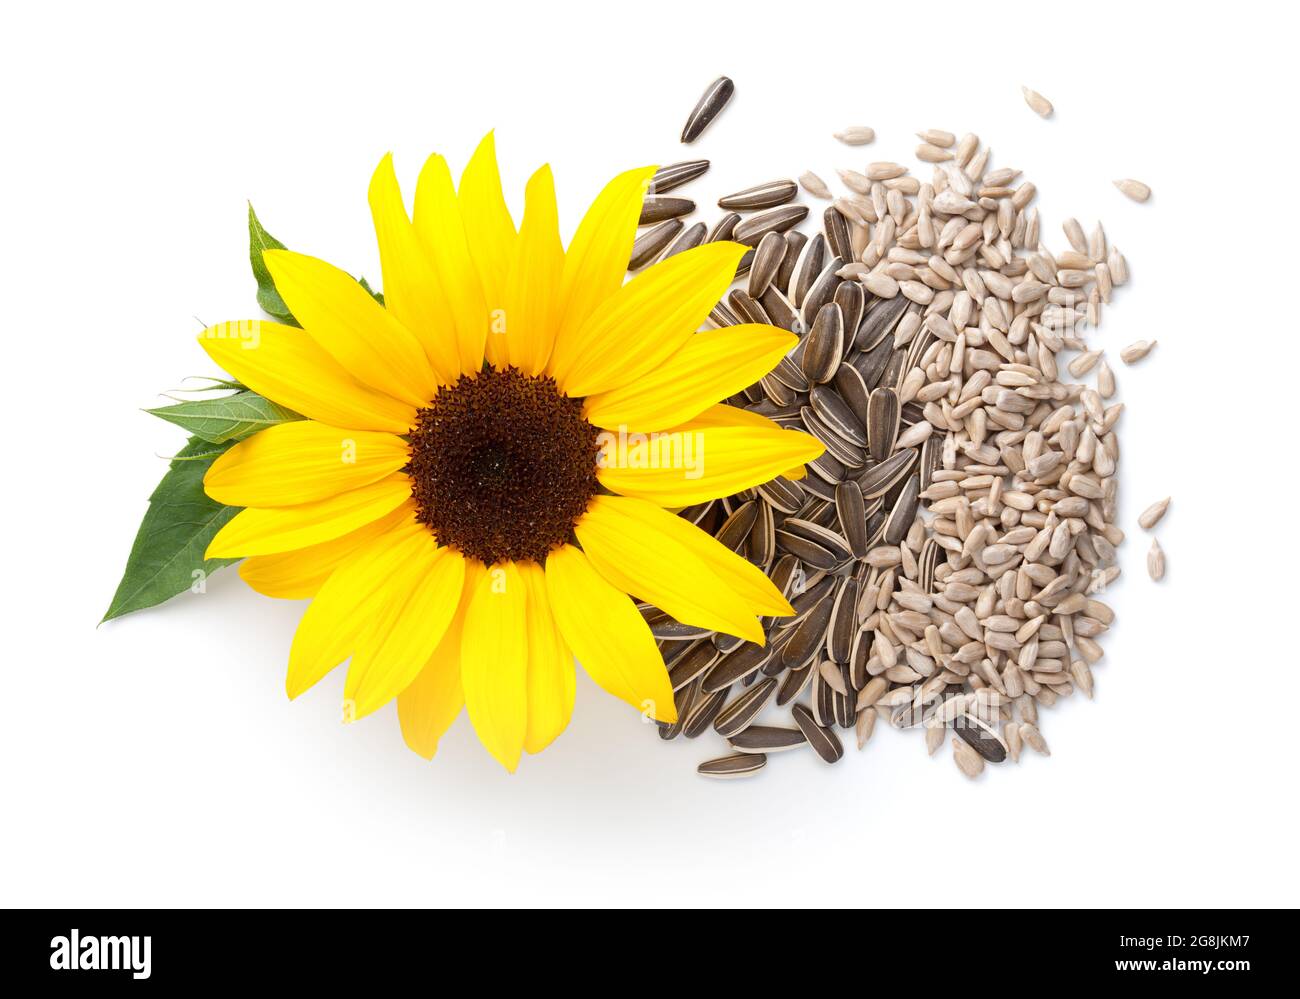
[635,93,1140,780]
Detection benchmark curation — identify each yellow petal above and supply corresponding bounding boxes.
[396,575,473,760]
[262,250,438,407]
[198,321,414,433]
[206,473,413,558]
[460,561,529,772]
[597,413,824,508]
[575,495,765,643]
[459,132,516,369]
[501,165,564,375]
[368,154,461,383]
[413,153,488,376]
[543,544,675,723]
[584,324,796,430]
[344,539,467,719]
[517,561,575,754]
[551,166,656,366]
[589,495,792,618]
[239,504,416,599]
[285,517,426,699]
[204,421,409,507]
[550,241,748,398]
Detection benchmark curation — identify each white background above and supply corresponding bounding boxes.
[2,0,1296,908]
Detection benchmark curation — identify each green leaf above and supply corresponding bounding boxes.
[145,389,303,444]
[358,275,385,306]
[248,202,299,326]
[102,438,243,623]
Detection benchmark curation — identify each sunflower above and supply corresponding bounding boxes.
[197,134,824,770]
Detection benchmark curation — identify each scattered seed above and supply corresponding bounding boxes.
[1120,339,1156,364]
[681,76,735,143]
[792,703,844,764]
[697,753,766,779]
[719,179,798,211]
[834,126,875,145]
[651,160,709,194]
[1114,178,1151,202]
[1147,538,1166,581]
[1138,497,1170,530]
[799,171,832,199]
[1021,86,1054,118]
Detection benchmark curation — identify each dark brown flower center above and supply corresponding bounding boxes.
[407,367,601,565]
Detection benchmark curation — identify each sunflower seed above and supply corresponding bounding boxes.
[1121,339,1156,364]
[799,171,832,199]
[791,702,844,763]
[681,76,734,143]
[728,726,806,753]
[1114,178,1151,203]
[733,205,809,246]
[629,219,682,270]
[747,231,788,298]
[683,685,730,738]
[1138,497,1170,530]
[703,641,773,693]
[660,221,707,261]
[857,447,917,498]
[720,179,798,211]
[823,205,853,260]
[833,126,875,145]
[788,232,827,308]
[709,212,741,242]
[1021,86,1054,117]
[661,101,1141,783]
[639,196,695,226]
[955,715,1008,763]
[802,303,844,384]
[1147,538,1166,581]
[669,641,721,691]
[713,677,777,737]
[651,160,709,194]
[697,753,766,779]
[952,737,984,778]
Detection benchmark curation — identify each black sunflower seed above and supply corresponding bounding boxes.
[747,230,788,298]
[650,160,709,194]
[956,717,1008,763]
[866,387,901,462]
[728,289,770,325]
[668,640,721,691]
[732,205,809,246]
[660,221,708,261]
[758,285,799,332]
[683,686,731,738]
[791,702,844,764]
[703,640,773,693]
[775,230,807,293]
[799,257,844,331]
[883,474,921,545]
[823,205,853,260]
[728,725,806,753]
[697,753,766,779]
[788,233,826,308]
[856,446,917,499]
[719,179,797,211]
[713,677,778,737]
[629,219,682,270]
[810,384,867,446]
[681,76,735,143]
[709,212,741,242]
[801,302,844,384]
[639,196,695,226]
